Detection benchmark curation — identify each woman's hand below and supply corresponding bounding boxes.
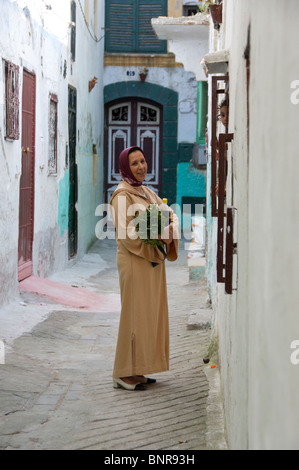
[161,223,174,246]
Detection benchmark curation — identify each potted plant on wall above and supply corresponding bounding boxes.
[139,67,149,82]
[198,1,222,24]
[209,1,223,25]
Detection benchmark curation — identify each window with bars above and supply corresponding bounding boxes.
[48,94,58,175]
[4,60,20,141]
[71,1,76,61]
[105,0,167,53]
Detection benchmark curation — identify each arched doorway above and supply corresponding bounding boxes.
[104,82,178,204]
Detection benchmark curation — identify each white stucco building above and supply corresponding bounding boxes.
[0,0,104,305]
[207,0,299,450]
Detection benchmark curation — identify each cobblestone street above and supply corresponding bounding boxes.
[0,239,226,451]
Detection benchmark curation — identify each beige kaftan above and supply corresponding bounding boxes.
[110,182,179,378]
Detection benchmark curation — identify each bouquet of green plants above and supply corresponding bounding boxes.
[135,204,170,248]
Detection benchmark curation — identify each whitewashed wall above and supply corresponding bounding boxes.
[208,0,299,450]
[0,0,104,305]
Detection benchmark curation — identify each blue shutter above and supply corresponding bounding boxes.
[105,0,167,54]
[137,0,167,53]
[105,0,135,53]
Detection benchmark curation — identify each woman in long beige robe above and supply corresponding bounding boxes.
[110,146,179,390]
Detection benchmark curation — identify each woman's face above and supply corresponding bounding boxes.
[129,150,147,183]
[220,105,228,128]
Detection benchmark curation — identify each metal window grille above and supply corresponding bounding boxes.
[48,94,58,175]
[4,61,20,140]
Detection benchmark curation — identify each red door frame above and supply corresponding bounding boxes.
[18,69,36,281]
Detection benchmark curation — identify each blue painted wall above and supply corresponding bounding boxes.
[58,170,69,237]
[176,161,207,233]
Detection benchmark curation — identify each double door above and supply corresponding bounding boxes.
[105,98,162,200]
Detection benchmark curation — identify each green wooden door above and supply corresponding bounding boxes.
[68,86,78,259]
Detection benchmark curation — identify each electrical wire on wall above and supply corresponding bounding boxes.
[77,0,106,43]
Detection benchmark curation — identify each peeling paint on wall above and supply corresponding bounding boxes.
[58,170,69,237]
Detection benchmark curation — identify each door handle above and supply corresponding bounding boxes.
[22,147,30,154]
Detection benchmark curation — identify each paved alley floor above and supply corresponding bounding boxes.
[0,239,227,451]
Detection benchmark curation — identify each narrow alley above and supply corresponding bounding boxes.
[2,0,298,452]
[0,239,226,451]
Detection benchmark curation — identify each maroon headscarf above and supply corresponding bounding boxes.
[119,146,145,187]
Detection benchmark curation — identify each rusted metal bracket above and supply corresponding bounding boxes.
[217,132,233,284]
[225,206,237,294]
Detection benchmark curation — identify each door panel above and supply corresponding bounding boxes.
[137,127,159,184]
[18,70,36,281]
[108,127,131,184]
